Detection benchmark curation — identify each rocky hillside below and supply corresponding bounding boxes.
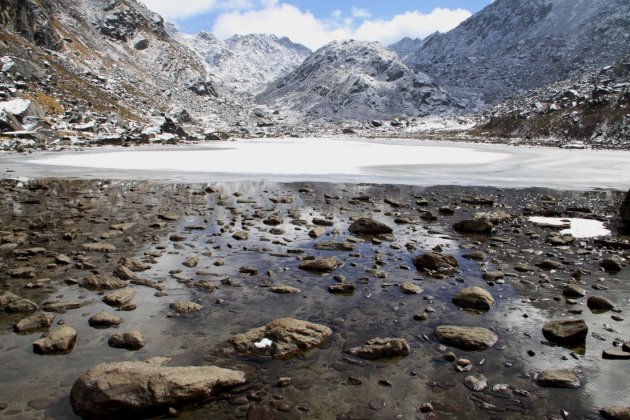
[404,0,630,109]
[256,40,461,120]
[472,55,630,149]
[173,30,311,95]
[0,0,234,150]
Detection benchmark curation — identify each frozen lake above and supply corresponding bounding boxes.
[3,138,630,190]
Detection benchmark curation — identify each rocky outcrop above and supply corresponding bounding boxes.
[0,0,61,50]
[70,360,246,418]
[226,318,332,359]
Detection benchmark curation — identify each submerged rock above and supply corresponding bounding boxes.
[70,361,246,418]
[434,326,498,350]
[80,275,127,290]
[536,369,581,388]
[169,301,203,314]
[345,337,410,360]
[226,317,332,359]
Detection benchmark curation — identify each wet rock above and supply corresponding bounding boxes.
[345,337,410,360]
[121,258,151,272]
[412,252,459,276]
[42,300,90,313]
[308,226,326,238]
[546,234,575,246]
[33,326,77,354]
[312,217,334,226]
[483,271,505,282]
[601,256,624,272]
[14,312,54,333]
[264,215,284,226]
[82,242,116,253]
[80,275,127,290]
[108,331,145,350]
[5,298,38,313]
[452,287,494,310]
[103,288,136,307]
[453,216,494,234]
[464,374,488,392]
[563,283,587,298]
[9,266,36,279]
[537,259,564,270]
[587,296,615,311]
[0,291,20,308]
[227,317,332,359]
[113,265,138,280]
[328,283,356,294]
[434,326,498,350]
[232,231,249,241]
[183,256,199,268]
[169,301,203,314]
[542,320,588,345]
[299,257,342,272]
[88,312,123,327]
[270,286,301,294]
[621,189,630,233]
[536,369,581,388]
[601,406,630,420]
[400,282,423,295]
[313,241,356,251]
[602,349,630,360]
[158,211,179,221]
[70,361,246,418]
[348,217,393,235]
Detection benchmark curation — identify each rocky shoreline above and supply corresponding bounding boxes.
[0,178,629,419]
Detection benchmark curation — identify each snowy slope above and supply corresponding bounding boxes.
[256,40,461,120]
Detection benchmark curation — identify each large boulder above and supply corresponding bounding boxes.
[622,189,630,233]
[0,99,45,122]
[412,252,459,277]
[542,320,588,346]
[226,318,332,359]
[70,361,246,418]
[452,287,494,311]
[348,217,393,235]
[434,325,498,351]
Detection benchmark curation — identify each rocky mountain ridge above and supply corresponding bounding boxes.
[256,40,461,120]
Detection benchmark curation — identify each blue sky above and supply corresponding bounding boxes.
[142,0,494,49]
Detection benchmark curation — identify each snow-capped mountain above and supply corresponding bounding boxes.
[404,0,630,109]
[256,40,461,120]
[173,30,311,94]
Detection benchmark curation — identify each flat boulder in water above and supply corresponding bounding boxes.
[434,325,498,351]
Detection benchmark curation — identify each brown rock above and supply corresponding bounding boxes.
[536,369,580,388]
[348,217,393,235]
[169,301,203,314]
[452,287,494,311]
[542,320,588,345]
[434,326,498,350]
[412,252,459,276]
[108,331,145,350]
[88,312,123,327]
[345,337,410,360]
[14,312,55,333]
[299,257,342,272]
[80,275,127,290]
[587,296,615,311]
[601,406,630,420]
[103,288,136,307]
[33,326,77,354]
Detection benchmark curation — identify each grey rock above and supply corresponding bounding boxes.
[464,374,488,392]
[412,252,459,276]
[542,319,588,345]
[536,369,581,388]
[269,286,301,294]
[400,282,423,295]
[5,298,38,313]
[601,256,624,272]
[346,337,410,360]
[563,283,587,298]
[587,296,615,311]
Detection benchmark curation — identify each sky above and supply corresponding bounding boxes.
[140,0,493,50]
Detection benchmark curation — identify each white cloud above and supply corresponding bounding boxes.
[212,4,471,50]
[140,0,256,20]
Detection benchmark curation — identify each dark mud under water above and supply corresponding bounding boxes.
[0,177,628,419]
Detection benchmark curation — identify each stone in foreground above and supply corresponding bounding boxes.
[345,337,410,360]
[600,406,630,420]
[536,369,581,388]
[542,320,588,346]
[70,361,246,418]
[14,312,55,333]
[452,287,494,311]
[226,317,332,359]
[434,326,498,351]
[108,331,145,350]
[348,217,393,235]
[412,252,459,277]
[32,326,77,354]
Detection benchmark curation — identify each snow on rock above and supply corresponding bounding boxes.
[0,99,45,120]
[256,40,462,120]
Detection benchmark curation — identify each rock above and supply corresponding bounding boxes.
[328,283,356,293]
[412,252,459,276]
[601,256,624,272]
[483,271,504,281]
[14,312,54,333]
[108,331,145,350]
[183,256,198,268]
[313,241,356,251]
[70,361,246,418]
[348,217,393,235]
[546,234,574,246]
[464,374,488,392]
[270,286,301,294]
[587,296,615,311]
[621,189,630,233]
[113,265,138,280]
[624,342,630,353]
[158,211,179,221]
[0,291,20,307]
[263,215,283,226]
[345,337,410,360]
[452,287,494,310]
[400,282,423,295]
[0,99,45,121]
[434,326,498,350]
[536,369,581,388]
[81,275,127,290]
[103,288,136,307]
[602,350,630,360]
[227,318,332,359]
[536,259,564,270]
[601,406,630,420]
[542,320,588,345]
[89,312,123,327]
[169,301,203,314]
[9,266,36,278]
[453,217,494,234]
[82,242,116,253]
[41,300,89,313]
[5,298,38,313]
[232,231,248,240]
[563,283,586,298]
[312,217,334,226]
[121,258,151,272]
[55,254,72,265]
[32,326,77,354]
[299,257,342,272]
[308,226,326,238]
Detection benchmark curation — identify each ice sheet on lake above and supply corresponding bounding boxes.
[529,217,611,238]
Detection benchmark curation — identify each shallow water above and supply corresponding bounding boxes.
[2,138,630,190]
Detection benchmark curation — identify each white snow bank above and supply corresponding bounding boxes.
[529,217,611,238]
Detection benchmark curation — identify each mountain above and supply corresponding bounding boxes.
[388,37,423,61]
[173,30,311,94]
[473,54,630,149]
[404,0,630,109]
[256,40,461,120]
